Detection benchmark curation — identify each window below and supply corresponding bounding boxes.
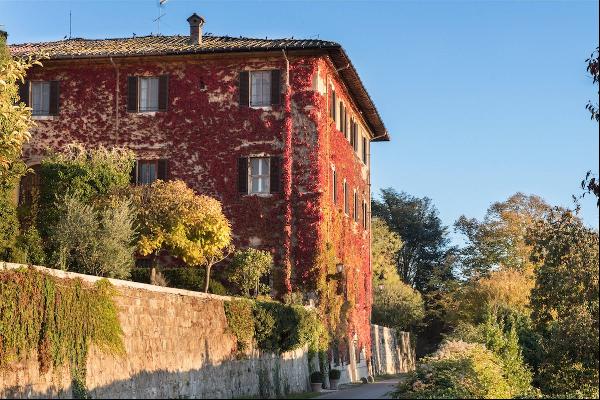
[127,76,168,112]
[343,179,349,215]
[139,77,159,111]
[332,166,338,205]
[238,156,280,194]
[330,88,337,122]
[362,136,368,164]
[249,157,270,194]
[353,190,358,222]
[132,159,169,185]
[22,81,60,116]
[250,71,272,107]
[338,102,344,133]
[31,82,50,115]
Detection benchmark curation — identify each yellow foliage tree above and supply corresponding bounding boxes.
[133,180,232,292]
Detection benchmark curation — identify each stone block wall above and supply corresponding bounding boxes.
[0,263,311,399]
[370,324,416,376]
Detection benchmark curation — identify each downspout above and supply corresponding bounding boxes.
[280,49,293,297]
[109,57,120,144]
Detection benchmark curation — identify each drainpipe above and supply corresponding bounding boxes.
[280,49,293,296]
[109,57,120,144]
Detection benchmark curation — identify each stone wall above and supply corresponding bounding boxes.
[370,325,416,376]
[0,263,311,399]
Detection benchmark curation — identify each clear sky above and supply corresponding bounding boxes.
[1,0,598,239]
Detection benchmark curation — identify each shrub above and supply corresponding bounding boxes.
[0,190,19,260]
[38,144,135,237]
[229,248,273,297]
[310,371,324,383]
[49,194,135,279]
[329,369,341,380]
[372,280,425,331]
[129,267,229,295]
[394,340,512,399]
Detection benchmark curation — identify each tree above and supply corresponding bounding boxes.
[372,188,454,292]
[229,248,273,297]
[581,46,599,205]
[529,209,599,396]
[134,180,233,293]
[455,193,550,278]
[50,194,135,279]
[0,31,39,188]
[371,217,424,331]
[0,31,39,261]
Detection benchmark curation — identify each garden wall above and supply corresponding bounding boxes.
[371,325,416,376]
[0,263,311,399]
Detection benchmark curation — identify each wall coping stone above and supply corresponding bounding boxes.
[0,261,234,301]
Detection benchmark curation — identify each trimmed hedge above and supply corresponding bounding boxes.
[130,267,228,295]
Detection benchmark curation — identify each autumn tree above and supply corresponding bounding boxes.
[372,188,455,292]
[528,209,599,397]
[0,31,40,260]
[455,193,551,278]
[134,180,233,293]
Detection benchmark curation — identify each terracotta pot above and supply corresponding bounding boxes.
[311,382,322,392]
[329,379,340,390]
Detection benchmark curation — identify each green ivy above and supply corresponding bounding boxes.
[0,267,125,397]
[224,299,255,353]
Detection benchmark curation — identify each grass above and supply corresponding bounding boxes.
[374,373,409,382]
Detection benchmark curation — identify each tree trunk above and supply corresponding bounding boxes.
[204,264,211,293]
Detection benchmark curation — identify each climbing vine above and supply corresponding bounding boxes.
[0,267,125,397]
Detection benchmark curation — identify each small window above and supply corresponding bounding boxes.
[132,159,169,185]
[362,136,368,164]
[250,71,272,107]
[31,82,51,115]
[139,77,160,112]
[330,88,337,122]
[249,157,270,194]
[343,180,349,215]
[332,167,338,205]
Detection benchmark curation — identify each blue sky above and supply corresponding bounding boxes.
[1,0,598,239]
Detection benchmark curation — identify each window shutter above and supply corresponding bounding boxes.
[238,157,248,193]
[350,119,355,148]
[270,69,281,105]
[158,75,168,112]
[49,81,60,116]
[127,76,138,112]
[130,161,138,184]
[331,90,336,121]
[157,159,169,180]
[269,156,281,193]
[239,71,249,107]
[18,80,30,106]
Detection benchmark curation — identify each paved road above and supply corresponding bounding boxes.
[316,379,399,399]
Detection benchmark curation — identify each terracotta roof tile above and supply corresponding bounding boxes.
[9,34,340,59]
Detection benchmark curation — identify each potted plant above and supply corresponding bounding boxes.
[329,368,341,390]
[310,371,324,392]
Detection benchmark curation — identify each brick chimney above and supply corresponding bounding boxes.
[187,13,205,45]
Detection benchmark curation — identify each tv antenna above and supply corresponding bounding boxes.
[154,0,168,35]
